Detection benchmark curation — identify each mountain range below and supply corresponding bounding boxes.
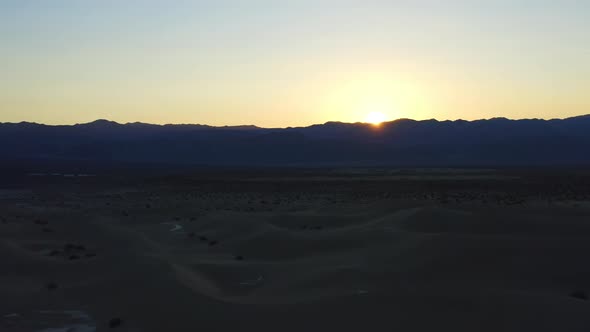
[2,116,590,167]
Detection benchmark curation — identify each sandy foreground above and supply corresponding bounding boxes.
[2,169,590,331]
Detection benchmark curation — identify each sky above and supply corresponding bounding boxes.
[1,0,589,127]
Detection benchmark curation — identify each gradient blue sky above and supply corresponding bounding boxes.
[1,0,589,127]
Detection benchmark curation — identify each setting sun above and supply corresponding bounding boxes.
[365,111,388,125]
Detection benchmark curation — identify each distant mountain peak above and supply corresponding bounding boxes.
[80,119,121,127]
[220,125,261,130]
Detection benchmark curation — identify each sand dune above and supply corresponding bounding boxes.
[2,169,590,331]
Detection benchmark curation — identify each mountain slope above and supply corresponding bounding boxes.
[1,116,589,166]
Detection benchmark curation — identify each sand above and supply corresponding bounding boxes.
[2,168,590,331]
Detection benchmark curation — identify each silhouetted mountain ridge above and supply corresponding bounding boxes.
[1,116,589,166]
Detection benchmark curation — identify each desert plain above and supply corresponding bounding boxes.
[2,167,590,331]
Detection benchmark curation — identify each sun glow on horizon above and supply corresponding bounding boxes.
[319,75,414,127]
[365,111,388,125]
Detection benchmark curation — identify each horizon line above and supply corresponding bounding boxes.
[1,114,589,129]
